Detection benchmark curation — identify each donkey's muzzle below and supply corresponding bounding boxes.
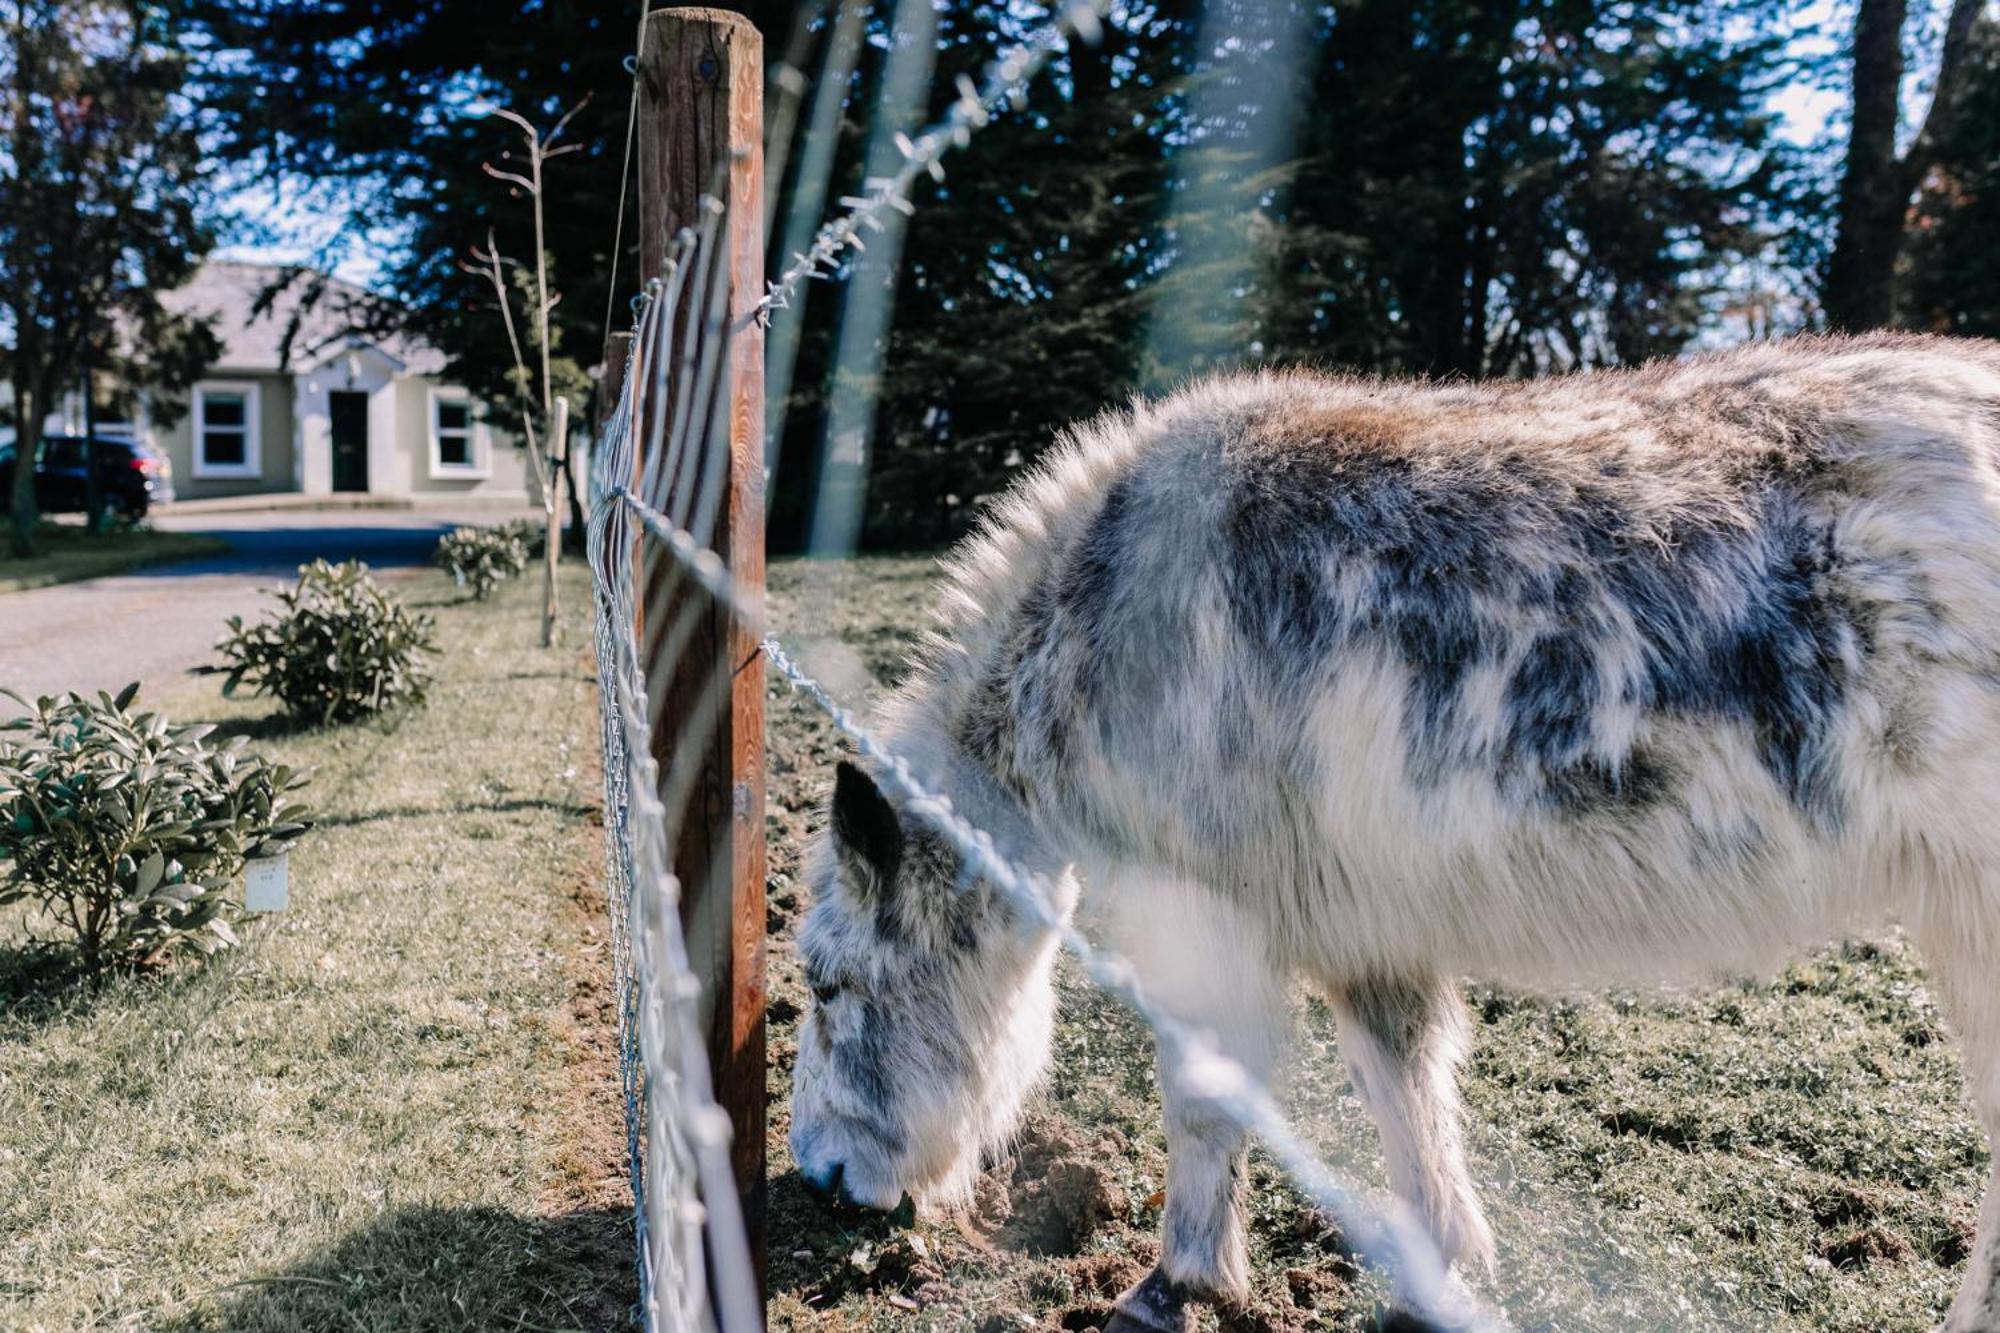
[801,1160,914,1219]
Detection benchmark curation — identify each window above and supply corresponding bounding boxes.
[194,383,260,478]
[428,390,487,477]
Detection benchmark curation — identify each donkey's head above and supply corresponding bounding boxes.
[788,759,1068,1211]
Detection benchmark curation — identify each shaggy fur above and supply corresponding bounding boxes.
[788,333,2000,1331]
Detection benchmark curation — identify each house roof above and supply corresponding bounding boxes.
[159,262,447,377]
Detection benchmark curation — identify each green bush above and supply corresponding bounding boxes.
[0,683,314,971]
[215,559,437,724]
[433,524,531,600]
[497,516,547,561]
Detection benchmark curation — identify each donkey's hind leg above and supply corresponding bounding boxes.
[1097,869,1290,1333]
[1921,909,2000,1332]
[1329,975,1496,1287]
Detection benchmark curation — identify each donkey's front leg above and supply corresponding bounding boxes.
[1099,873,1288,1333]
[1921,912,2000,1333]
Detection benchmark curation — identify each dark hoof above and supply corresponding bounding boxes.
[1107,1270,1196,1333]
[1378,1310,1448,1333]
[1375,1299,1483,1332]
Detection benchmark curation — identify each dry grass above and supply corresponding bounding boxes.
[0,565,635,1332]
[763,554,1990,1333]
[0,522,229,594]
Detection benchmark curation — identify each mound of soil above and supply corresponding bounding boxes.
[971,1116,1134,1257]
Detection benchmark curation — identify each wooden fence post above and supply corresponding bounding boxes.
[540,396,569,648]
[636,4,767,1292]
[599,331,633,438]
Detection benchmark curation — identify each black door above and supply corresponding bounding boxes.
[330,391,369,492]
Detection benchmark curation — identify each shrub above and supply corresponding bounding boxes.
[497,516,547,561]
[0,683,314,971]
[434,524,531,600]
[215,559,437,724]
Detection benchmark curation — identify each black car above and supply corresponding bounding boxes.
[0,434,174,520]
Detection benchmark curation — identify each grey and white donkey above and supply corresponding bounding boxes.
[788,333,2000,1331]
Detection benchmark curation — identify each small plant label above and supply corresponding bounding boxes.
[245,855,290,913]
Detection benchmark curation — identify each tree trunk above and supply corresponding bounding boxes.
[1824,0,1910,331]
[1824,0,1985,331]
[9,379,44,557]
[83,367,105,532]
[560,447,586,554]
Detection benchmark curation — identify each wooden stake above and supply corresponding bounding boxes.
[540,396,569,648]
[599,331,634,437]
[636,5,767,1291]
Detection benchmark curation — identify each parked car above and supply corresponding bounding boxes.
[0,434,174,520]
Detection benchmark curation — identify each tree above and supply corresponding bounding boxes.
[2,0,217,556]
[1248,0,1791,378]
[1822,0,1985,330]
[783,0,1797,546]
[177,0,680,544]
[1902,14,2000,335]
[180,0,1807,552]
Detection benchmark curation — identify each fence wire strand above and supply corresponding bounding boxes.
[589,293,761,1333]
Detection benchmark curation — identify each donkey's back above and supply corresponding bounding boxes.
[936,333,2000,984]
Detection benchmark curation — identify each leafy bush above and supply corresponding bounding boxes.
[214,559,437,724]
[0,684,313,971]
[497,516,547,561]
[433,524,531,600]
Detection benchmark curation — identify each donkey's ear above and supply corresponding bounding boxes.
[832,760,903,898]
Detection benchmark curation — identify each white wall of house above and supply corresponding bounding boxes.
[146,340,536,506]
[154,371,296,501]
[397,377,534,501]
[293,342,401,497]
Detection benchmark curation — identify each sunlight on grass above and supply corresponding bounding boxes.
[0,565,635,1331]
[0,523,230,595]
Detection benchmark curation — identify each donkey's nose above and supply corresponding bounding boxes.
[802,1159,847,1203]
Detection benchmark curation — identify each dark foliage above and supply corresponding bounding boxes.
[2,0,220,556]
[172,0,2000,550]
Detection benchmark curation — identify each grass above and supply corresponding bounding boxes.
[762,555,1991,1333]
[0,522,230,594]
[0,565,634,1332]
[4,546,1986,1331]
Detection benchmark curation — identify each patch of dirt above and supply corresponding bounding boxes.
[966,1116,1134,1257]
[1808,1182,1887,1228]
[1818,1226,1916,1270]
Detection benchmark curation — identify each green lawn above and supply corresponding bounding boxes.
[0,566,635,1332]
[0,523,231,594]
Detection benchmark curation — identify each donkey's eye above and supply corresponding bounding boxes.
[810,982,841,1006]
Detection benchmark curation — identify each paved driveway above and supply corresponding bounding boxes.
[0,509,518,710]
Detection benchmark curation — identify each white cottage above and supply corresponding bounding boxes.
[144,262,537,505]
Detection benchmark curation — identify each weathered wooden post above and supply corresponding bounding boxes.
[635,4,767,1290]
[541,396,569,648]
[599,331,633,437]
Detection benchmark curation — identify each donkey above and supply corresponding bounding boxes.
[786,333,2000,1331]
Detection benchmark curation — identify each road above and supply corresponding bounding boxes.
[0,509,522,710]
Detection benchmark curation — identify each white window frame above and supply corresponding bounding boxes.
[428,388,489,479]
[192,381,262,479]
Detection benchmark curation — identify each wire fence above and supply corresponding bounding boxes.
[581,3,1479,1330]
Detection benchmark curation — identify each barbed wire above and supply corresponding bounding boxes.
[753,0,1108,324]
